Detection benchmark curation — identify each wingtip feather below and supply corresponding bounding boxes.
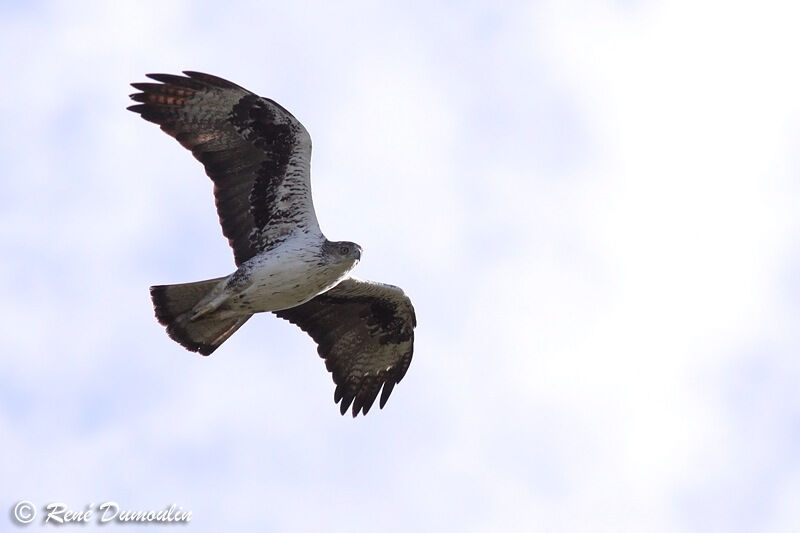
[379,381,395,409]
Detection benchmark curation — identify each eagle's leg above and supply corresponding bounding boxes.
[189,295,227,321]
[187,278,236,321]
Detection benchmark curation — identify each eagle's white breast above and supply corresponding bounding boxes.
[216,236,357,316]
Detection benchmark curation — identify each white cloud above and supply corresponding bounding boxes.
[1,1,799,532]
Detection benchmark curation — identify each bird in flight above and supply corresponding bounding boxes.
[128,71,416,416]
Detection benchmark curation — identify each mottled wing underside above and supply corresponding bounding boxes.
[128,71,320,265]
[275,278,416,417]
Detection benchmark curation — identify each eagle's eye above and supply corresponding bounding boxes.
[339,245,350,255]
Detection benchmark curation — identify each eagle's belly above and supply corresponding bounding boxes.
[223,252,345,313]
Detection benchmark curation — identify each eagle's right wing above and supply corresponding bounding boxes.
[275,278,416,417]
[128,71,320,265]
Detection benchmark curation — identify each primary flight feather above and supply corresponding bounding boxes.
[129,71,415,416]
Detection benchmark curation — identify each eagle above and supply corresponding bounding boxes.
[128,71,416,417]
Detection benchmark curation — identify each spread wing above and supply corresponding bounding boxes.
[274,278,416,417]
[128,71,320,265]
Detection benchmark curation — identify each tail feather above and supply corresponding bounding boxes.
[150,278,251,355]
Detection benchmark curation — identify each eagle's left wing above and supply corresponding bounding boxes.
[128,71,319,265]
[275,278,416,417]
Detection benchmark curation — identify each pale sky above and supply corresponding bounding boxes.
[1,1,799,532]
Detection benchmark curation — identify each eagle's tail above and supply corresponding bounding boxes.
[150,278,251,356]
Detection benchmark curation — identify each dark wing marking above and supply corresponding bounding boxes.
[128,71,320,265]
[274,278,416,417]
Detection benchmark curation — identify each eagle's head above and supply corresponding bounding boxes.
[323,240,362,270]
